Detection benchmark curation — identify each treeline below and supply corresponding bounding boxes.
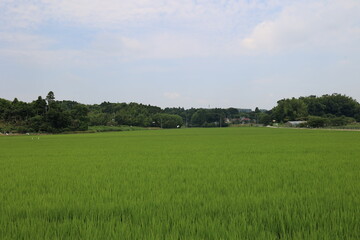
[162,107,261,127]
[0,92,185,133]
[88,102,183,129]
[266,94,360,127]
[0,91,259,133]
[0,92,89,133]
[88,104,253,128]
[1,92,359,133]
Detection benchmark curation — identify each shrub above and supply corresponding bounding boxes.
[329,116,355,126]
[153,113,183,128]
[307,116,329,128]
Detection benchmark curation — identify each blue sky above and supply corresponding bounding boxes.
[1,0,359,109]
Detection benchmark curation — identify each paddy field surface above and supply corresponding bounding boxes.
[0,128,359,239]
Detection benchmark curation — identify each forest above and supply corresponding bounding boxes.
[0,92,359,133]
[270,94,360,127]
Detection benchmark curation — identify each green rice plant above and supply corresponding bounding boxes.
[0,128,359,239]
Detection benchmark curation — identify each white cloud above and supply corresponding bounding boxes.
[0,32,54,49]
[0,0,282,31]
[136,33,218,59]
[164,92,180,100]
[0,32,86,67]
[1,0,360,62]
[0,0,284,62]
[0,0,47,29]
[240,0,360,54]
[88,32,221,60]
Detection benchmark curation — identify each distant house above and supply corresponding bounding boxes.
[286,121,307,127]
[241,117,251,124]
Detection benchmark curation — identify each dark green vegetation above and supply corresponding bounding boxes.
[269,94,360,126]
[1,128,359,239]
[0,92,184,133]
[88,125,147,132]
[0,92,89,133]
[89,103,233,128]
[1,92,360,133]
[0,92,232,133]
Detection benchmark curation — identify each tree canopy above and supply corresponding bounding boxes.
[270,94,360,124]
[1,92,359,133]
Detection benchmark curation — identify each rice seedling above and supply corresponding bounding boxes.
[0,128,359,239]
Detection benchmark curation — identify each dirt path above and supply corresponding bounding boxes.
[267,126,360,132]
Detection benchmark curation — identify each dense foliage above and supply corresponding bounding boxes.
[0,92,252,133]
[1,92,359,133]
[0,92,89,133]
[264,94,360,126]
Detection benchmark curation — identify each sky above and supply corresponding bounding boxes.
[1,0,360,110]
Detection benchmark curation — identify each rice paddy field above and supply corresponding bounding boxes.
[0,127,359,239]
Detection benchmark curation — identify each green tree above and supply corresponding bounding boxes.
[153,113,183,128]
[258,112,272,125]
[46,91,55,103]
[272,98,308,122]
[190,109,207,127]
[46,91,55,111]
[32,96,47,116]
[307,116,329,128]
